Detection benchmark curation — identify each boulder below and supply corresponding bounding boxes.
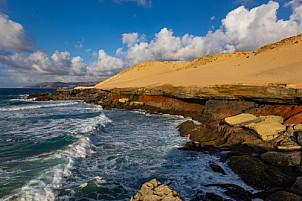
[131,179,184,201]
[189,127,222,146]
[209,163,226,175]
[229,155,294,190]
[177,120,200,137]
[261,151,301,166]
[225,113,257,126]
[264,191,302,201]
[245,121,286,141]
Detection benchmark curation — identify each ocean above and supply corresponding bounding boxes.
[0,88,252,201]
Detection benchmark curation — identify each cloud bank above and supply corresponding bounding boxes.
[0,0,302,86]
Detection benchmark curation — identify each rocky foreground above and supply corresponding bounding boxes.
[28,86,302,200]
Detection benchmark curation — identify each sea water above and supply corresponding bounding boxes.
[0,88,252,201]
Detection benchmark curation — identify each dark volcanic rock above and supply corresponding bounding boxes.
[229,155,294,190]
[209,163,226,175]
[191,192,232,201]
[264,191,302,201]
[204,184,253,201]
[261,151,301,166]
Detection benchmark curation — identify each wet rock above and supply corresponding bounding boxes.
[261,151,301,166]
[189,127,222,146]
[177,120,224,147]
[225,113,257,126]
[264,191,302,201]
[291,176,302,195]
[179,141,219,153]
[209,163,226,175]
[245,120,286,141]
[191,192,232,201]
[177,120,200,137]
[204,184,253,201]
[131,179,184,201]
[229,155,294,190]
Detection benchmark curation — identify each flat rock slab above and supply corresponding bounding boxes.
[225,113,257,126]
[261,151,301,166]
[246,121,286,141]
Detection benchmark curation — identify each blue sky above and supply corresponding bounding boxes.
[0,0,301,87]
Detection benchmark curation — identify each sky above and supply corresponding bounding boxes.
[0,0,301,87]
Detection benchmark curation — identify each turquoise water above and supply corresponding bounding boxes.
[0,88,251,201]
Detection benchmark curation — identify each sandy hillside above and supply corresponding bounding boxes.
[95,34,302,89]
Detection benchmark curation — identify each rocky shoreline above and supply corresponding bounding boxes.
[28,86,302,200]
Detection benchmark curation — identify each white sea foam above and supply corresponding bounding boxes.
[4,105,111,201]
[13,135,94,201]
[0,102,78,112]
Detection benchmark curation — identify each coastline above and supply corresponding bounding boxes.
[28,86,302,200]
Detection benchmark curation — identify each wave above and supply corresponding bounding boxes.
[12,136,94,201]
[3,106,112,201]
[0,102,78,112]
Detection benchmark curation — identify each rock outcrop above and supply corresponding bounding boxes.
[130,179,184,201]
[261,151,301,166]
[229,155,294,190]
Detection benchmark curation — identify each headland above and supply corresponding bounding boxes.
[28,34,302,200]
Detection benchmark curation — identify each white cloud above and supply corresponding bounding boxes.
[75,40,84,49]
[221,1,302,51]
[122,33,139,45]
[0,50,87,75]
[0,13,35,53]
[113,0,152,7]
[88,49,125,75]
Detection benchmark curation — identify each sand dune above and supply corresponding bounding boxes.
[95,34,302,89]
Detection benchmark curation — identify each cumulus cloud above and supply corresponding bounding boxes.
[0,50,87,75]
[88,49,125,75]
[0,13,35,53]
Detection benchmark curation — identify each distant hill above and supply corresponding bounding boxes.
[20,81,101,89]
